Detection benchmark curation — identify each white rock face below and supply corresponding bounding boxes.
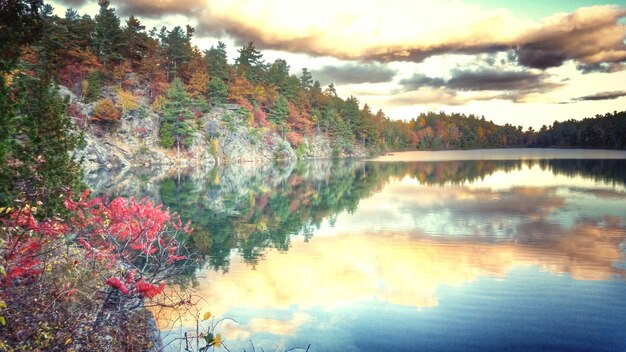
[63,85,369,183]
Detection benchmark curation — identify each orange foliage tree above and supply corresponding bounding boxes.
[92,98,121,122]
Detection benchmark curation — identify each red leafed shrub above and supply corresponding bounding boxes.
[0,189,194,349]
[2,189,192,297]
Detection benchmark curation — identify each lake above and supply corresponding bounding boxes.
[95,149,626,352]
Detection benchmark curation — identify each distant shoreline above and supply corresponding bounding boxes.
[369,148,626,162]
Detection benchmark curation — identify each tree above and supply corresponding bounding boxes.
[205,41,228,81]
[0,0,43,72]
[123,15,149,68]
[93,0,123,67]
[269,95,289,136]
[118,88,138,113]
[235,41,264,83]
[187,70,210,98]
[207,77,228,105]
[299,68,313,90]
[160,78,197,157]
[161,26,193,78]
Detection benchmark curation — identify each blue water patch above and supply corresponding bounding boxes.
[301,267,626,352]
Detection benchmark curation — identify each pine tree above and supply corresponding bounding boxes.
[161,26,192,78]
[235,41,265,83]
[299,68,313,90]
[93,0,123,67]
[205,41,228,81]
[207,77,228,105]
[123,15,149,67]
[269,95,289,138]
[160,78,197,158]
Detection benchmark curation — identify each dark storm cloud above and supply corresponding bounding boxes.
[398,74,445,90]
[311,64,397,85]
[574,90,626,101]
[576,62,626,74]
[115,0,202,18]
[401,69,560,93]
[447,69,559,91]
[509,7,626,69]
[53,0,88,6]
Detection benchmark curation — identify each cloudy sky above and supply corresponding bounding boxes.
[51,0,626,128]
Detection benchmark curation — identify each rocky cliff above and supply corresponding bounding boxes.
[60,85,369,181]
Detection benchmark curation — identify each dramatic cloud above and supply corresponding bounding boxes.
[115,0,203,17]
[54,0,87,6]
[312,63,396,85]
[574,90,626,101]
[398,74,446,90]
[399,68,563,103]
[576,62,626,74]
[447,69,559,91]
[177,2,626,70]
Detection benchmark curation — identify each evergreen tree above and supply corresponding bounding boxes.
[160,78,197,157]
[0,0,43,72]
[269,95,289,137]
[123,15,149,66]
[93,0,123,66]
[161,26,193,78]
[299,68,313,90]
[207,77,228,105]
[235,41,265,83]
[205,41,228,81]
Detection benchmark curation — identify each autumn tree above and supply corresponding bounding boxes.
[118,88,138,113]
[187,70,210,98]
[92,98,121,122]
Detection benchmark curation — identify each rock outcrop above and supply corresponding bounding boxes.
[61,85,369,182]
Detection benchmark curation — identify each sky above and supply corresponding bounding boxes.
[49,0,626,129]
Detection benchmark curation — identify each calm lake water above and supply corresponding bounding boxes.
[96,149,626,352]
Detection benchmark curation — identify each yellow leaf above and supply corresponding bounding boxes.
[212,333,222,348]
[202,311,212,321]
[65,338,72,345]
[0,316,5,326]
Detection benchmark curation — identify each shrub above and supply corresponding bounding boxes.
[92,98,121,122]
[0,190,193,350]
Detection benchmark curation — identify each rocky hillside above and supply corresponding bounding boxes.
[60,86,369,181]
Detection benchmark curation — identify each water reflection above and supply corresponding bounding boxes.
[91,158,626,273]
[91,156,626,351]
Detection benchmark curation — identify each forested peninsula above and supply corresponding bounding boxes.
[3,0,626,195]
